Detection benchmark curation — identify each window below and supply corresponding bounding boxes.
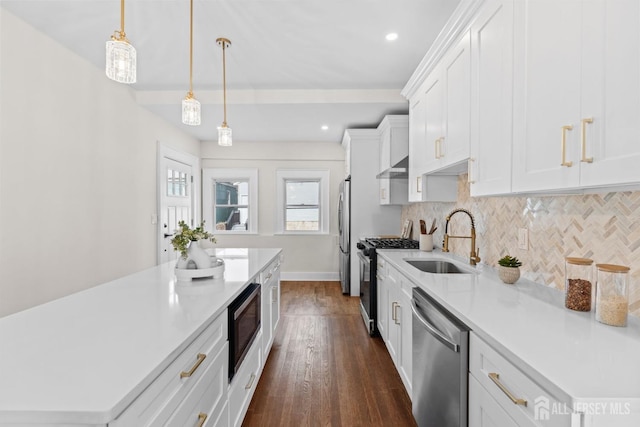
[276,169,330,234]
[167,168,189,197]
[203,168,258,233]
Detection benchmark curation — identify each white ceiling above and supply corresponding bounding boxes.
[2,0,460,142]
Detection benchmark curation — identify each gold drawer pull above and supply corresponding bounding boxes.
[581,117,593,163]
[488,372,527,406]
[180,353,206,378]
[467,158,475,184]
[196,412,208,427]
[561,125,573,167]
[245,373,256,390]
[416,176,422,193]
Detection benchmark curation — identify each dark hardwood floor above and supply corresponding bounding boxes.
[243,281,417,427]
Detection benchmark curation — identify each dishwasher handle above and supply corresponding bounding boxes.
[411,300,459,353]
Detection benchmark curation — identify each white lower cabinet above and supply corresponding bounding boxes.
[228,331,263,427]
[469,333,572,427]
[376,257,389,341]
[111,312,228,426]
[469,375,517,427]
[382,263,412,398]
[261,256,281,357]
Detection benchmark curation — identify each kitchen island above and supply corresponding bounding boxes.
[378,249,640,427]
[0,247,281,426]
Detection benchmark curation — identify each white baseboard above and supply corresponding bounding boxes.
[280,272,339,281]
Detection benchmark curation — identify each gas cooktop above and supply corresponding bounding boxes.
[364,237,419,249]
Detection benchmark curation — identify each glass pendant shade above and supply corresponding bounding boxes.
[182,94,201,126]
[106,39,137,84]
[218,125,233,146]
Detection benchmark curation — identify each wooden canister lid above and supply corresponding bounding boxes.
[565,257,593,266]
[596,263,630,273]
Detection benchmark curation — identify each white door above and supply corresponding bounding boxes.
[423,69,445,173]
[158,154,197,265]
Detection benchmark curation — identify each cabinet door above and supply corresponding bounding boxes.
[270,270,280,340]
[469,375,517,427]
[408,93,426,202]
[469,0,514,196]
[442,32,471,166]
[423,68,445,173]
[398,288,412,397]
[579,0,640,188]
[512,0,582,192]
[376,269,388,341]
[385,275,401,369]
[380,126,391,172]
[261,277,272,356]
[379,179,390,205]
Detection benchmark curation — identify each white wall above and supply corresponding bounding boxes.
[200,140,345,280]
[0,10,200,317]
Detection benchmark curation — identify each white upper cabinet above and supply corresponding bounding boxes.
[377,115,409,205]
[422,33,472,174]
[579,0,640,188]
[469,0,514,197]
[512,0,640,192]
[408,93,426,202]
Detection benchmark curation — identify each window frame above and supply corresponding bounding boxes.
[203,168,258,234]
[276,169,330,235]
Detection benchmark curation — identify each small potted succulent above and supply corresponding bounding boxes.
[497,255,522,284]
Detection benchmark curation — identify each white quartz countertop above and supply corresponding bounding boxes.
[0,248,281,425]
[379,250,640,412]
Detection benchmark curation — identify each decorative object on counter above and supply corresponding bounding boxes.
[171,221,223,281]
[497,255,522,284]
[595,264,630,327]
[401,219,413,239]
[564,257,594,311]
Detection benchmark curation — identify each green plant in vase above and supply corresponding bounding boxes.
[171,220,216,260]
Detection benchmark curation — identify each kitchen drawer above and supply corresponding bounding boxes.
[111,312,227,426]
[469,333,571,427]
[164,341,228,427]
[469,374,518,427]
[377,257,388,277]
[261,256,281,283]
[228,330,262,427]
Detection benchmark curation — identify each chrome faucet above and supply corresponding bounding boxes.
[442,208,481,266]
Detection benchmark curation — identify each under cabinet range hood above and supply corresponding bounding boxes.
[376,157,408,179]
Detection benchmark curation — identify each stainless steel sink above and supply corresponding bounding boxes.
[404,259,471,274]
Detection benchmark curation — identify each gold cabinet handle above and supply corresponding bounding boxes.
[391,302,398,322]
[581,117,593,163]
[381,188,386,200]
[393,303,400,325]
[245,373,256,390]
[561,125,573,167]
[488,372,527,406]
[416,176,422,193]
[196,412,208,427]
[436,137,445,159]
[468,158,475,184]
[434,138,440,159]
[180,353,206,378]
[271,286,278,303]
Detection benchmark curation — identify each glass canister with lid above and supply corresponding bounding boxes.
[595,264,630,327]
[564,257,594,311]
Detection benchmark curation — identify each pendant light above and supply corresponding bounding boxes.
[182,0,201,126]
[216,38,232,146]
[106,0,137,84]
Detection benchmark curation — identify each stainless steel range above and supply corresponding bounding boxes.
[356,237,419,335]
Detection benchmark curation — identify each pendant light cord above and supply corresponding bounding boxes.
[188,0,194,96]
[222,41,227,125]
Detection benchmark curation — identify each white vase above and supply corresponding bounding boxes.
[187,240,212,269]
[498,266,520,284]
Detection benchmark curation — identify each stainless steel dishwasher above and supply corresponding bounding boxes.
[411,287,470,427]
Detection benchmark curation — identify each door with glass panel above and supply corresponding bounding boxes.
[159,158,194,264]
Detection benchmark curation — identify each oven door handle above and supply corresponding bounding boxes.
[411,300,459,353]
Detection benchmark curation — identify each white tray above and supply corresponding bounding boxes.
[175,258,225,281]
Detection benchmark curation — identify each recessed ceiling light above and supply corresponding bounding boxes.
[385,33,398,41]
[321,125,329,131]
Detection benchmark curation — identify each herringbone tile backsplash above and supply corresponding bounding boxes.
[402,175,640,317]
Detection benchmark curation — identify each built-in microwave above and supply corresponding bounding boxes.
[228,282,261,382]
